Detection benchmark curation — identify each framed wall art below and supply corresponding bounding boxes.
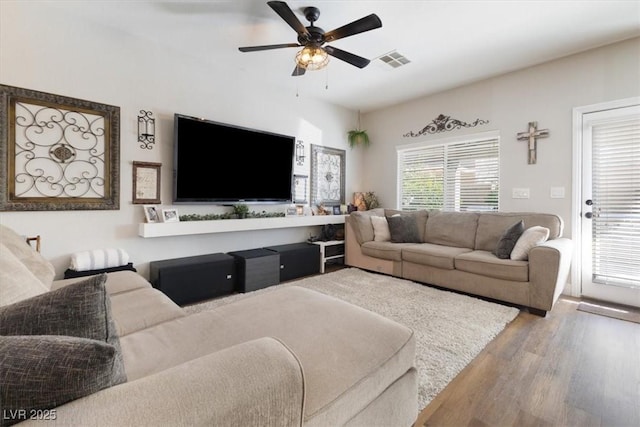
[0,84,120,211]
[132,161,161,204]
[310,145,345,205]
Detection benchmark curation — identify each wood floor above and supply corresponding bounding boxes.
[414,297,640,427]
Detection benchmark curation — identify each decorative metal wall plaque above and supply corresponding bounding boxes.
[0,85,120,211]
[310,145,345,206]
[403,114,489,137]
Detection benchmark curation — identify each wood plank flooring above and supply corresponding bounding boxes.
[414,297,640,427]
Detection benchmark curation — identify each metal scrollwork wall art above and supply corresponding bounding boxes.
[138,110,155,149]
[0,84,120,211]
[403,114,489,138]
[310,144,345,205]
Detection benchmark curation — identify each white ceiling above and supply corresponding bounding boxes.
[46,0,640,112]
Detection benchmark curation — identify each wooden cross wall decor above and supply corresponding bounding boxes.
[517,121,549,164]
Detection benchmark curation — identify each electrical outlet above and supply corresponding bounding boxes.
[512,188,530,199]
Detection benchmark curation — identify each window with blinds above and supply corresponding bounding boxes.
[397,134,499,211]
[591,116,640,288]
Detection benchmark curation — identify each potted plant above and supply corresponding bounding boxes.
[233,204,249,219]
[348,111,370,148]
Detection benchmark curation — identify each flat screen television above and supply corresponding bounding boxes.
[173,114,295,204]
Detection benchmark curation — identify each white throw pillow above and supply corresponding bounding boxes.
[371,216,391,242]
[510,226,550,261]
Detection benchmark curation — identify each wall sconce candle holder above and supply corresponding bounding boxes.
[138,110,155,150]
[295,140,305,166]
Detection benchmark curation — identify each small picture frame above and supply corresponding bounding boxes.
[133,161,161,204]
[162,208,179,223]
[286,206,298,216]
[333,205,341,215]
[143,205,160,223]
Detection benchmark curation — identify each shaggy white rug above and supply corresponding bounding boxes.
[184,268,520,409]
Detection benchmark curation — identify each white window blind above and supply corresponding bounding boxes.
[398,135,499,211]
[591,117,640,288]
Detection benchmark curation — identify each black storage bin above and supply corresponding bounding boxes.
[149,253,235,305]
[228,248,280,293]
[265,242,320,282]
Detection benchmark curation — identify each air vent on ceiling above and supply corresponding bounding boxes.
[377,50,411,68]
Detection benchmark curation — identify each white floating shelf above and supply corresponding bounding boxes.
[139,215,346,238]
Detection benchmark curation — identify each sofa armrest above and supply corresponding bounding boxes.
[528,237,574,311]
[20,337,305,427]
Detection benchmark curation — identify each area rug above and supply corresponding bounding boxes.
[184,268,520,409]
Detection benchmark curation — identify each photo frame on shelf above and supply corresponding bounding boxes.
[161,208,179,223]
[0,84,120,211]
[310,145,345,206]
[292,174,308,204]
[132,161,161,204]
[143,205,160,223]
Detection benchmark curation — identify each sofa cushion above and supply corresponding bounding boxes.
[0,274,126,386]
[0,244,48,307]
[371,215,391,242]
[387,215,422,243]
[361,241,416,261]
[52,270,152,295]
[511,226,550,261]
[119,286,415,426]
[384,209,428,242]
[424,211,479,248]
[0,335,122,422]
[492,220,525,259]
[349,208,385,244]
[475,213,563,251]
[402,244,473,270]
[0,225,55,289]
[455,250,529,282]
[109,287,185,337]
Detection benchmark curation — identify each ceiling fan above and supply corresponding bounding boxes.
[238,1,382,76]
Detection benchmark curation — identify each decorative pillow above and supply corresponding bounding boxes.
[0,335,120,424]
[387,215,422,243]
[492,220,525,259]
[0,225,55,289]
[0,273,126,385]
[370,216,391,242]
[0,244,48,307]
[510,226,550,261]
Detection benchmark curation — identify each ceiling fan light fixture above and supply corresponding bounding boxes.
[296,46,329,71]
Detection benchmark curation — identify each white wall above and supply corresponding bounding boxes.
[361,37,640,239]
[0,2,363,278]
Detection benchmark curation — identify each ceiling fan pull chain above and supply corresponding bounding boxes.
[325,67,329,90]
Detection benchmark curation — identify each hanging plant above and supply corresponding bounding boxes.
[348,111,370,148]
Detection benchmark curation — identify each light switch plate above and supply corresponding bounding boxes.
[512,188,530,199]
[550,187,565,198]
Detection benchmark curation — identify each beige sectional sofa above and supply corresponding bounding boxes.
[0,224,417,426]
[345,209,573,316]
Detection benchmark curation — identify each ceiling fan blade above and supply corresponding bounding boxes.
[239,43,300,52]
[292,65,307,77]
[267,1,311,40]
[324,14,382,43]
[324,46,370,69]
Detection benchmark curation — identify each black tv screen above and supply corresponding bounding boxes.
[173,114,295,204]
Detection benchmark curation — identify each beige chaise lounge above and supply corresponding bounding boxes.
[345,209,573,316]
[0,224,417,426]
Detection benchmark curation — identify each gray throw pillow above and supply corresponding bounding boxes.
[493,220,525,259]
[387,215,422,243]
[0,335,120,426]
[0,273,126,385]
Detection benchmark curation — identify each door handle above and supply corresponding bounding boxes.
[584,212,593,219]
